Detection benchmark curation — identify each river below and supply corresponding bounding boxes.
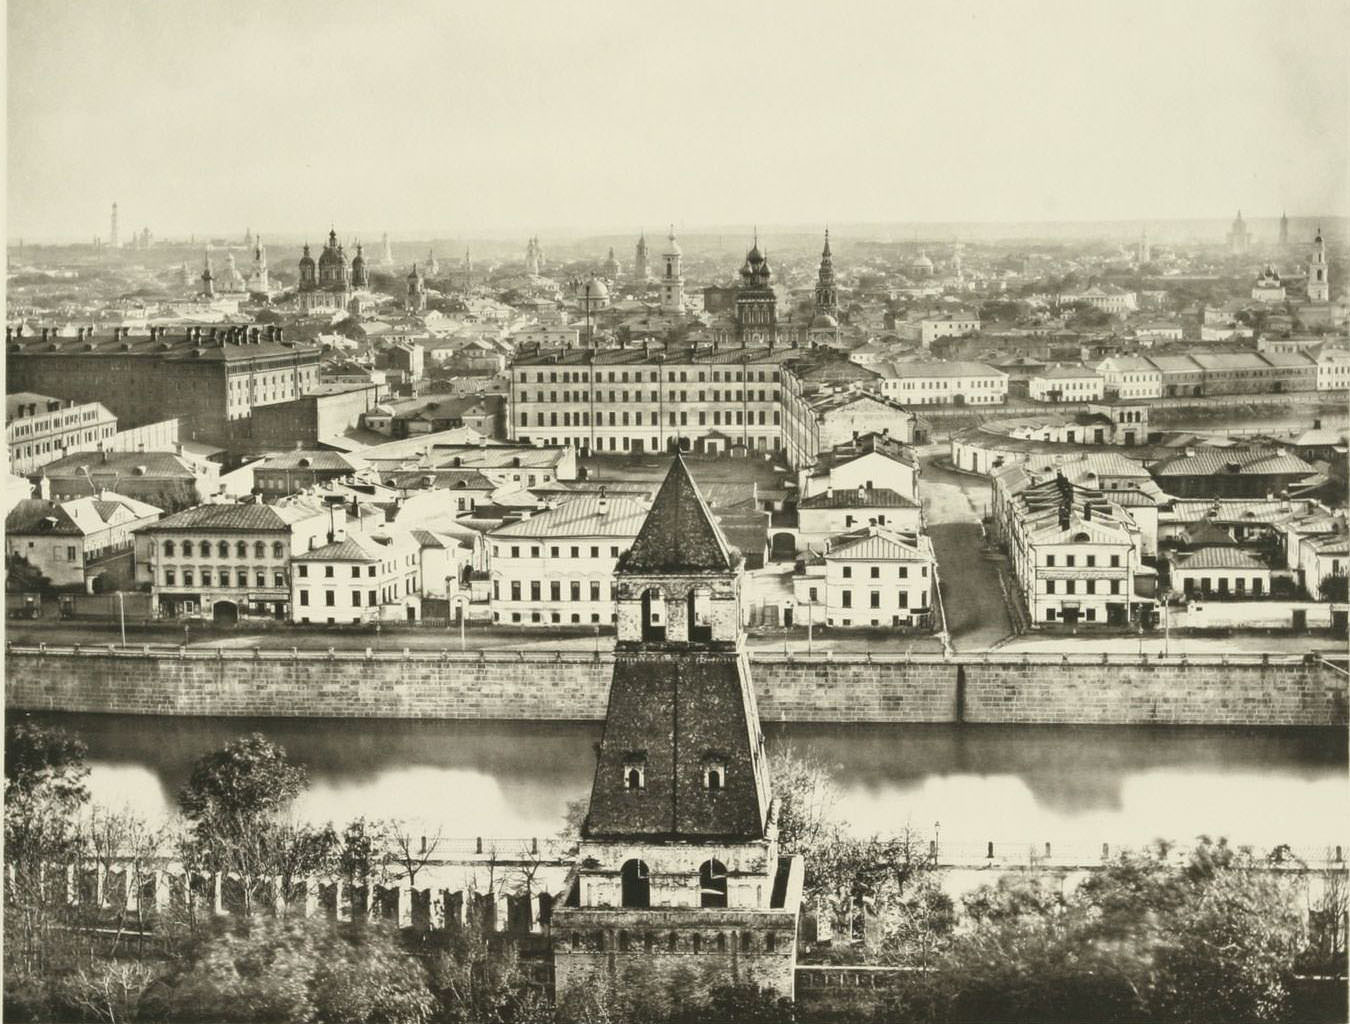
[21,713,1346,856]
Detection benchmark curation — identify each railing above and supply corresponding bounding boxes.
[6,641,1341,670]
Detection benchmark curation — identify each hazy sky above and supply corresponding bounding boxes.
[7,0,1349,240]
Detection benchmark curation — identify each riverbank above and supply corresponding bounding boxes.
[7,646,1347,727]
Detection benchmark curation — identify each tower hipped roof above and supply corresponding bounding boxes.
[619,455,735,574]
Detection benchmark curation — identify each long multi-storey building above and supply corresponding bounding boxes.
[6,324,321,443]
[507,341,820,468]
[6,392,118,475]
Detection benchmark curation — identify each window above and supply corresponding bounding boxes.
[254,541,265,558]
[703,761,726,791]
[237,569,248,587]
[272,542,284,559]
[164,540,175,556]
[165,569,176,585]
[1046,580,1056,594]
[842,566,852,578]
[235,541,247,558]
[550,581,561,601]
[870,591,881,608]
[325,566,334,578]
[1086,555,1096,567]
[590,582,601,601]
[808,587,818,602]
[1110,554,1120,567]
[510,582,521,601]
[217,541,229,558]
[181,541,193,557]
[201,570,212,586]
[623,760,646,789]
[1045,554,1055,567]
[325,591,335,606]
[352,591,362,606]
[841,590,852,608]
[256,571,266,588]
[870,566,880,579]
[183,570,194,586]
[531,581,541,601]
[1066,555,1076,567]
[351,566,361,578]
[299,590,309,606]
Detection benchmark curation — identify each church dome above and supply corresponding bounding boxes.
[912,251,934,270]
[299,244,314,268]
[811,313,838,329]
[582,276,610,300]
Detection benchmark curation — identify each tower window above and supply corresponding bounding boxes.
[703,761,726,792]
[623,757,646,790]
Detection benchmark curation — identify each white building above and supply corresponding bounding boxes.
[1093,356,1162,400]
[6,492,162,590]
[992,469,1154,627]
[1028,365,1105,402]
[1316,348,1350,391]
[919,314,980,347]
[878,361,1008,406]
[802,432,920,502]
[796,485,923,548]
[291,528,424,624]
[487,493,650,626]
[6,393,118,476]
[1063,284,1137,315]
[791,526,936,629]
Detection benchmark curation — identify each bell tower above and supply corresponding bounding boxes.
[1307,225,1330,303]
[660,226,684,313]
[814,229,838,316]
[551,455,802,1003]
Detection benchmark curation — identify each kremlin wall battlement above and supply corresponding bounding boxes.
[5,647,1346,727]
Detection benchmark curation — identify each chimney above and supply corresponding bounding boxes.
[598,485,608,516]
[41,327,49,341]
[276,327,284,342]
[1058,506,1071,531]
[1184,446,1196,458]
[857,485,866,501]
[826,485,834,499]
[1084,504,1092,521]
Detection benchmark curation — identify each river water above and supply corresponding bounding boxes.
[21,712,1346,856]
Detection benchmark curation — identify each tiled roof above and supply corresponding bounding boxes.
[809,432,917,474]
[292,537,379,562]
[620,455,736,573]
[884,360,1006,378]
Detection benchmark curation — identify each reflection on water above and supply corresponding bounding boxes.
[18,712,1348,849]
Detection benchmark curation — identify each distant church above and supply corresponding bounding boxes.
[551,456,803,1002]
[297,229,369,313]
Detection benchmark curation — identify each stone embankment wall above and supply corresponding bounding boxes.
[7,648,1347,726]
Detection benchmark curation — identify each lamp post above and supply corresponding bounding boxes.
[451,595,467,652]
[116,591,126,648]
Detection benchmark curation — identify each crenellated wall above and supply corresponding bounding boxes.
[5,647,1346,727]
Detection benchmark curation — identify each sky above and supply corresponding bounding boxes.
[6,0,1349,241]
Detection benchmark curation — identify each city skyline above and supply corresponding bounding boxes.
[7,0,1349,241]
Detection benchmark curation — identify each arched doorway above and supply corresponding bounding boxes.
[640,589,666,642]
[769,532,796,561]
[699,859,727,908]
[620,859,650,908]
[212,601,238,626]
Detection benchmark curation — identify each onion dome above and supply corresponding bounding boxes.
[299,243,315,269]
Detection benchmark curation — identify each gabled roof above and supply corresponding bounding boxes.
[619,454,736,574]
[799,486,917,510]
[144,501,310,532]
[1171,545,1274,571]
[826,526,932,561]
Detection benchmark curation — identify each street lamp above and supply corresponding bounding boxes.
[451,594,468,652]
[116,591,126,648]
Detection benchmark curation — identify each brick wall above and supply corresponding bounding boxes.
[5,650,1346,727]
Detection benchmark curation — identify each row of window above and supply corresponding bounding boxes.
[520,389,781,404]
[838,564,927,579]
[522,409,780,428]
[297,563,380,579]
[495,580,614,602]
[163,568,285,588]
[527,434,786,453]
[1044,579,1123,595]
[836,590,927,609]
[1180,576,1267,595]
[298,582,412,607]
[496,544,622,560]
[518,369,783,385]
[1044,553,1122,568]
[890,379,1004,389]
[156,539,286,559]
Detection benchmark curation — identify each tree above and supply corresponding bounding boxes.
[177,734,310,915]
[80,805,169,955]
[150,916,434,1024]
[4,720,92,986]
[767,746,840,862]
[1318,573,1348,602]
[340,817,393,883]
[387,820,443,889]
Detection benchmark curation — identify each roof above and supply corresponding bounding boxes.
[799,486,917,509]
[1150,447,1316,478]
[619,455,737,574]
[809,431,917,475]
[39,451,196,480]
[291,537,382,562]
[883,360,1006,379]
[488,495,649,539]
[1171,546,1274,571]
[6,492,161,536]
[826,526,932,561]
[143,501,316,533]
[1032,364,1100,380]
[255,451,364,472]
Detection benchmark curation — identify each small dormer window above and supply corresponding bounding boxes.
[623,756,646,790]
[703,761,726,792]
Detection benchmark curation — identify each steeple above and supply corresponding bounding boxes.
[1307,224,1330,303]
[621,453,736,575]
